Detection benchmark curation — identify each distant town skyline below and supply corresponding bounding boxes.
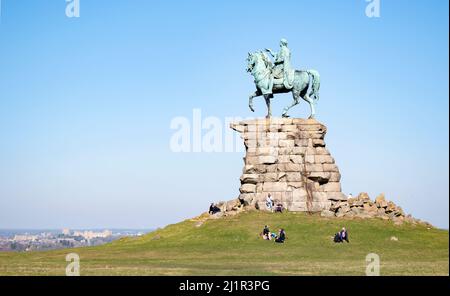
[0,228,146,252]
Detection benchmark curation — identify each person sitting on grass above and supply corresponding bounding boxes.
[261,225,271,240]
[333,232,341,243]
[274,228,286,243]
[340,227,349,243]
[334,227,349,243]
[208,203,220,215]
[275,202,284,213]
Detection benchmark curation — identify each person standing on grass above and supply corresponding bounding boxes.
[266,193,274,212]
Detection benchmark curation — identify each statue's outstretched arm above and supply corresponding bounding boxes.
[265,48,276,57]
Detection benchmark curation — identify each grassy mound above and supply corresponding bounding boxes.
[0,211,448,275]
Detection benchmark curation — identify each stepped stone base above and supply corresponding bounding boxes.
[230,118,346,212]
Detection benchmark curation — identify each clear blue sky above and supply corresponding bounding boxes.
[0,0,448,229]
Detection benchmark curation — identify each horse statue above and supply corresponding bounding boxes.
[246,51,320,118]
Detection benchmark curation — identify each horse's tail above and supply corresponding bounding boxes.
[306,70,320,101]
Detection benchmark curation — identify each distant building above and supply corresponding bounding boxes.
[73,230,112,239]
[102,230,113,237]
[13,234,38,242]
[0,229,138,251]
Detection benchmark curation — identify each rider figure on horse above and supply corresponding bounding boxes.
[265,38,295,93]
[246,39,320,118]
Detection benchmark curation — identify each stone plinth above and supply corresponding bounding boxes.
[230,118,346,212]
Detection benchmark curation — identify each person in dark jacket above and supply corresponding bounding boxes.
[334,232,342,243]
[333,227,349,243]
[339,227,349,243]
[262,225,271,240]
[275,203,284,213]
[275,228,286,243]
[209,203,220,215]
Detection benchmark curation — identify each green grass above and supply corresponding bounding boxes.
[0,211,448,275]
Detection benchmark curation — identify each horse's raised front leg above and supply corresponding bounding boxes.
[303,94,316,119]
[264,94,272,118]
[249,90,261,112]
[282,91,300,118]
